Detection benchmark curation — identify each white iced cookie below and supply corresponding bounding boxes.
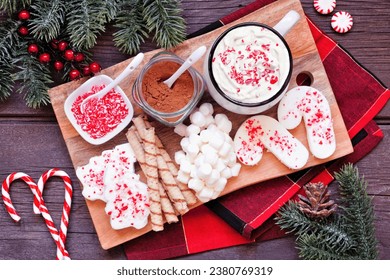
[234,115,309,169]
[76,150,113,201]
[277,86,336,159]
[76,143,137,202]
[104,172,149,230]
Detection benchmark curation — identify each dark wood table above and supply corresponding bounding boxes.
[0,0,389,260]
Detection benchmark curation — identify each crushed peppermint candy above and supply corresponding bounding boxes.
[71,84,129,139]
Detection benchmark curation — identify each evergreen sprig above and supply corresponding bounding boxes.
[276,164,379,260]
[28,0,66,42]
[113,0,148,55]
[0,19,19,101]
[0,0,31,14]
[12,42,52,108]
[65,0,119,51]
[335,164,379,259]
[143,0,187,49]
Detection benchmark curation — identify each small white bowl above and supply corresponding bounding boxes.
[64,74,134,145]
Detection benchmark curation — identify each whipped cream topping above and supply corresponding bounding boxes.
[211,25,290,103]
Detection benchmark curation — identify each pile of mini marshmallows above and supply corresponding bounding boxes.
[174,103,241,202]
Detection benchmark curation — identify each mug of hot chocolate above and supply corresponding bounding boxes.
[204,10,301,115]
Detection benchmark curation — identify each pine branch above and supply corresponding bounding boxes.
[0,19,19,101]
[143,0,187,49]
[28,0,66,42]
[335,164,379,260]
[12,42,52,108]
[276,201,355,254]
[296,233,355,260]
[0,0,31,14]
[113,0,148,55]
[65,0,114,51]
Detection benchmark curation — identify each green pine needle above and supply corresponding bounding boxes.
[296,233,354,260]
[276,164,379,260]
[276,201,354,254]
[28,0,66,42]
[113,0,148,55]
[65,0,115,51]
[335,164,379,259]
[12,44,52,108]
[143,0,187,49]
[0,0,31,14]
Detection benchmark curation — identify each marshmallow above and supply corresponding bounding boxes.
[186,143,200,159]
[218,141,232,158]
[174,123,187,137]
[209,131,225,150]
[197,163,212,179]
[179,158,192,174]
[194,154,205,167]
[177,170,190,184]
[188,178,204,192]
[220,167,232,179]
[186,124,201,137]
[204,150,218,166]
[197,188,214,202]
[189,133,202,147]
[190,111,206,127]
[199,103,214,116]
[200,129,212,143]
[174,150,186,165]
[214,177,227,192]
[206,169,220,186]
[215,158,227,172]
[180,137,190,151]
[230,163,241,177]
[204,115,215,127]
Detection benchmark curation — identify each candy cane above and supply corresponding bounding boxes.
[2,172,38,222]
[36,168,73,260]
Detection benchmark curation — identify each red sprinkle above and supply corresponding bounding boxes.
[71,84,129,139]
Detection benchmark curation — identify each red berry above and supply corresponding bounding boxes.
[18,10,30,21]
[82,66,91,76]
[69,69,81,80]
[18,26,29,36]
[89,62,101,73]
[64,49,74,61]
[53,61,64,71]
[27,44,39,55]
[58,41,68,51]
[74,52,85,62]
[39,53,51,63]
[50,39,59,49]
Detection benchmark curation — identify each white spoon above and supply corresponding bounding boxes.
[80,52,144,112]
[163,46,207,88]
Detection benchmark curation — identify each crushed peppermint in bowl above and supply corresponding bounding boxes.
[64,74,133,145]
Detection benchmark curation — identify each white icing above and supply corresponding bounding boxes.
[277,86,336,159]
[234,115,309,169]
[212,25,290,103]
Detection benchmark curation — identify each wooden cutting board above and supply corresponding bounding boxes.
[48,0,353,250]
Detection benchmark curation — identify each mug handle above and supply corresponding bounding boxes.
[273,10,301,37]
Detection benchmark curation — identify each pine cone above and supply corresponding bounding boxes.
[298,182,337,219]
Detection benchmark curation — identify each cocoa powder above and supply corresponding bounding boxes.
[141,61,194,113]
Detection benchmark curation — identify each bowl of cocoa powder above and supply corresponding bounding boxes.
[132,52,205,126]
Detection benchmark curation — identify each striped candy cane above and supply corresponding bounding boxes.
[2,172,38,222]
[36,168,73,260]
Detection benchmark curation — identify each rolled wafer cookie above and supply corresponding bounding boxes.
[143,118,198,206]
[127,127,163,231]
